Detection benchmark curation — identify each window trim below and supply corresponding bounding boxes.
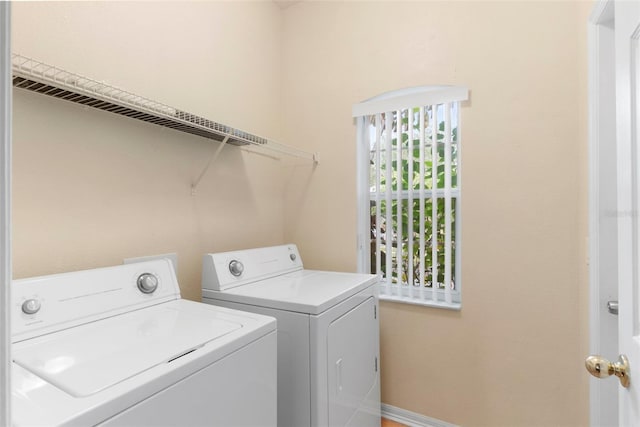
[353,86,468,310]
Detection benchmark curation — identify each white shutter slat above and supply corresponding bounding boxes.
[396,110,403,295]
[419,106,426,301]
[384,111,393,295]
[444,103,452,304]
[455,104,462,298]
[431,104,439,303]
[407,109,414,298]
[375,114,382,279]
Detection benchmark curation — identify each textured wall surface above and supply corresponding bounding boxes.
[11,1,592,425]
[12,1,287,301]
[281,2,591,425]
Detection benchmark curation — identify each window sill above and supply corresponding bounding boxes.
[379,293,461,311]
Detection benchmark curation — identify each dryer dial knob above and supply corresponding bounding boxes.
[229,260,244,277]
[137,273,159,294]
[22,298,41,315]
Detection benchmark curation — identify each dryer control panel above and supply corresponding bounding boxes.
[11,259,181,342]
[202,244,303,291]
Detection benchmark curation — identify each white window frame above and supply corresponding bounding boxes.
[353,86,468,310]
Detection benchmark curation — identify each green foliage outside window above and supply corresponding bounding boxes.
[369,108,457,290]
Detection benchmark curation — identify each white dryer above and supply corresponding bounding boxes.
[201,244,381,427]
[11,259,277,426]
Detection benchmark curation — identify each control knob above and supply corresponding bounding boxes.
[21,298,41,315]
[229,260,244,277]
[137,273,159,294]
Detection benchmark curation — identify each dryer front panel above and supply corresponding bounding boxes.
[327,296,378,427]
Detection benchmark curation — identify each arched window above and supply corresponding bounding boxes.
[353,86,468,309]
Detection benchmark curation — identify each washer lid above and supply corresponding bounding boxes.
[205,270,379,315]
[12,303,242,397]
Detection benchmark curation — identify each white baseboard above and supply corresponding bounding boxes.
[381,403,458,427]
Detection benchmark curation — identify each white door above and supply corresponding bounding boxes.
[589,1,618,425]
[616,0,640,424]
[589,1,640,424]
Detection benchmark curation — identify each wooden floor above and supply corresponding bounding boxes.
[381,417,408,427]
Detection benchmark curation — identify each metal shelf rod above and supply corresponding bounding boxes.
[191,136,228,195]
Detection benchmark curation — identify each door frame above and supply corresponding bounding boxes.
[0,2,11,426]
[589,0,618,425]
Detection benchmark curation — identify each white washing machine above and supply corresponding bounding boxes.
[201,244,381,427]
[11,259,277,426]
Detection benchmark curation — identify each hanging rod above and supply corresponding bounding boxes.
[11,54,318,163]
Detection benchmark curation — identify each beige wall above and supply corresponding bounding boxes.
[11,1,592,425]
[281,1,591,426]
[11,1,287,301]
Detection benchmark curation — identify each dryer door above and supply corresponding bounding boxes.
[327,296,378,427]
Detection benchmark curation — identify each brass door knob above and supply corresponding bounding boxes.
[585,354,630,388]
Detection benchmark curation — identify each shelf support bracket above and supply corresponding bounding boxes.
[191,136,229,195]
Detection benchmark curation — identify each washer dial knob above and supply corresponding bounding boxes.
[22,298,41,315]
[137,273,159,294]
[229,260,244,277]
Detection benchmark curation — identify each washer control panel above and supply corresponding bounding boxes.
[11,259,180,342]
[202,244,303,291]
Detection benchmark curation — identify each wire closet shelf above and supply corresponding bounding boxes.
[11,54,317,163]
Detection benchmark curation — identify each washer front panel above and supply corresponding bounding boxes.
[11,299,277,427]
